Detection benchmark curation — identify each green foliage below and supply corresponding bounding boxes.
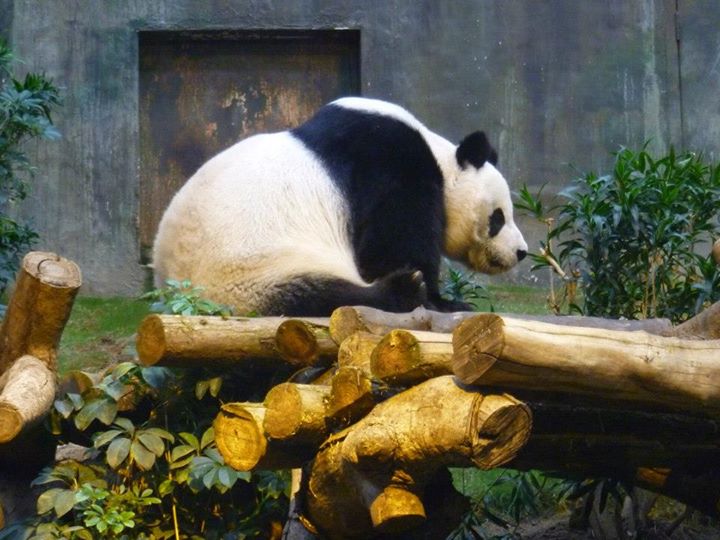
[441,261,493,311]
[517,147,720,322]
[450,469,570,539]
[141,279,233,317]
[1,285,289,539]
[0,38,61,298]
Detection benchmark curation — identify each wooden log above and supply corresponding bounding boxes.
[671,300,720,340]
[452,314,720,415]
[304,376,532,539]
[329,305,673,344]
[275,319,337,366]
[263,383,331,445]
[0,251,81,373]
[370,329,453,385]
[326,366,375,428]
[0,355,56,443]
[136,314,329,368]
[713,238,720,265]
[336,331,382,371]
[213,402,314,471]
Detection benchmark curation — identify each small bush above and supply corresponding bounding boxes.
[0,38,61,298]
[517,146,720,322]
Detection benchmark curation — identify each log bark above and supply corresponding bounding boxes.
[452,314,720,415]
[213,402,314,471]
[329,305,674,343]
[0,355,56,443]
[136,314,329,368]
[304,376,532,539]
[0,251,81,373]
[713,238,720,265]
[263,383,331,445]
[671,300,720,340]
[370,329,453,385]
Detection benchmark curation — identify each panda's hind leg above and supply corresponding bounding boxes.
[262,270,427,317]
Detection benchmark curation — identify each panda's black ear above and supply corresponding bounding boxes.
[456,131,498,169]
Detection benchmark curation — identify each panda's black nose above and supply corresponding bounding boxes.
[516,249,527,261]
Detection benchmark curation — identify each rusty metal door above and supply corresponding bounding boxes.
[138,30,360,260]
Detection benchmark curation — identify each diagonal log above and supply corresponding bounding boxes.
[304,376,532,539]
[0,251,81,373]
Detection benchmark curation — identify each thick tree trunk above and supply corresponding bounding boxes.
[304,376,532,539]
[0,251,81,373]
[452,314,720,415]
[136,315,331,368]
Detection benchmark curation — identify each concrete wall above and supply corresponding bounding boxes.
[1,0,718,294]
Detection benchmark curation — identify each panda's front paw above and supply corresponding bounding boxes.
[378,269,428,312]
[427,296,474,313]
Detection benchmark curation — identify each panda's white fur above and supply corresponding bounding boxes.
[153,97,527,315]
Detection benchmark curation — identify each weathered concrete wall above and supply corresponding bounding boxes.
[0,0,716,294]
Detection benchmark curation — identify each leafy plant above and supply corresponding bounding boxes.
[517,147,720,322]
[0,38,61,298]
[441,261,493,311]
[141,279,232,317]
[0,285,289,539]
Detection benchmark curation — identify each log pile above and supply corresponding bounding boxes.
[135,299,720,538]
[0,252,81,525]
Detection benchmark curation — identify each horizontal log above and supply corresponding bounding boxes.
[326,366,375,428]
[213,402,314,471]
[275,319,337,365]
[305,376,532,539]
[263,383,331,445]
[136,314,329,368]
[0,251,81,373]
[329,305,674,345]
[0,355,56,443]
[370,329,453,385]
[671,301,720,340]
[452,314,720,415]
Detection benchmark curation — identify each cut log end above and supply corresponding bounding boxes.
[369,486,426,534]
[0,402,22,443]
[370,329,421,382]
[471,394,533,469]
[213,403,267,471]
[329,306,368,345]
[452,314,505,384]
[327,366,375,426]
[136,314,166,366]
[263,383,330,444]
[276,320,322,366]
[23,251,82,289]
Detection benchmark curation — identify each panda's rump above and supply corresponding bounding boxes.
[152,131,364,308]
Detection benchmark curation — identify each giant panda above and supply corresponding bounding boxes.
[152,97,527,316]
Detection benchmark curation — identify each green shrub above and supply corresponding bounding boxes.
[0,38,61,299]
[517,146,720,322]
[0,284,290,539]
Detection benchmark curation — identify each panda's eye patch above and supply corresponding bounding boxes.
[488,208,505,237]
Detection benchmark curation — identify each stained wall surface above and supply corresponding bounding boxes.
[1,1,717,293]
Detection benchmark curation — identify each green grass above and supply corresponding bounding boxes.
[58,296,150,374]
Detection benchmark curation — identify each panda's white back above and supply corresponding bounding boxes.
[152,130,363,311]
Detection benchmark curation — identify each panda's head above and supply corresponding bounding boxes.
[443,131,527,274]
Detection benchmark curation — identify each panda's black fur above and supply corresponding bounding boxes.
[152,98,527,316]
[292,105,447,307]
